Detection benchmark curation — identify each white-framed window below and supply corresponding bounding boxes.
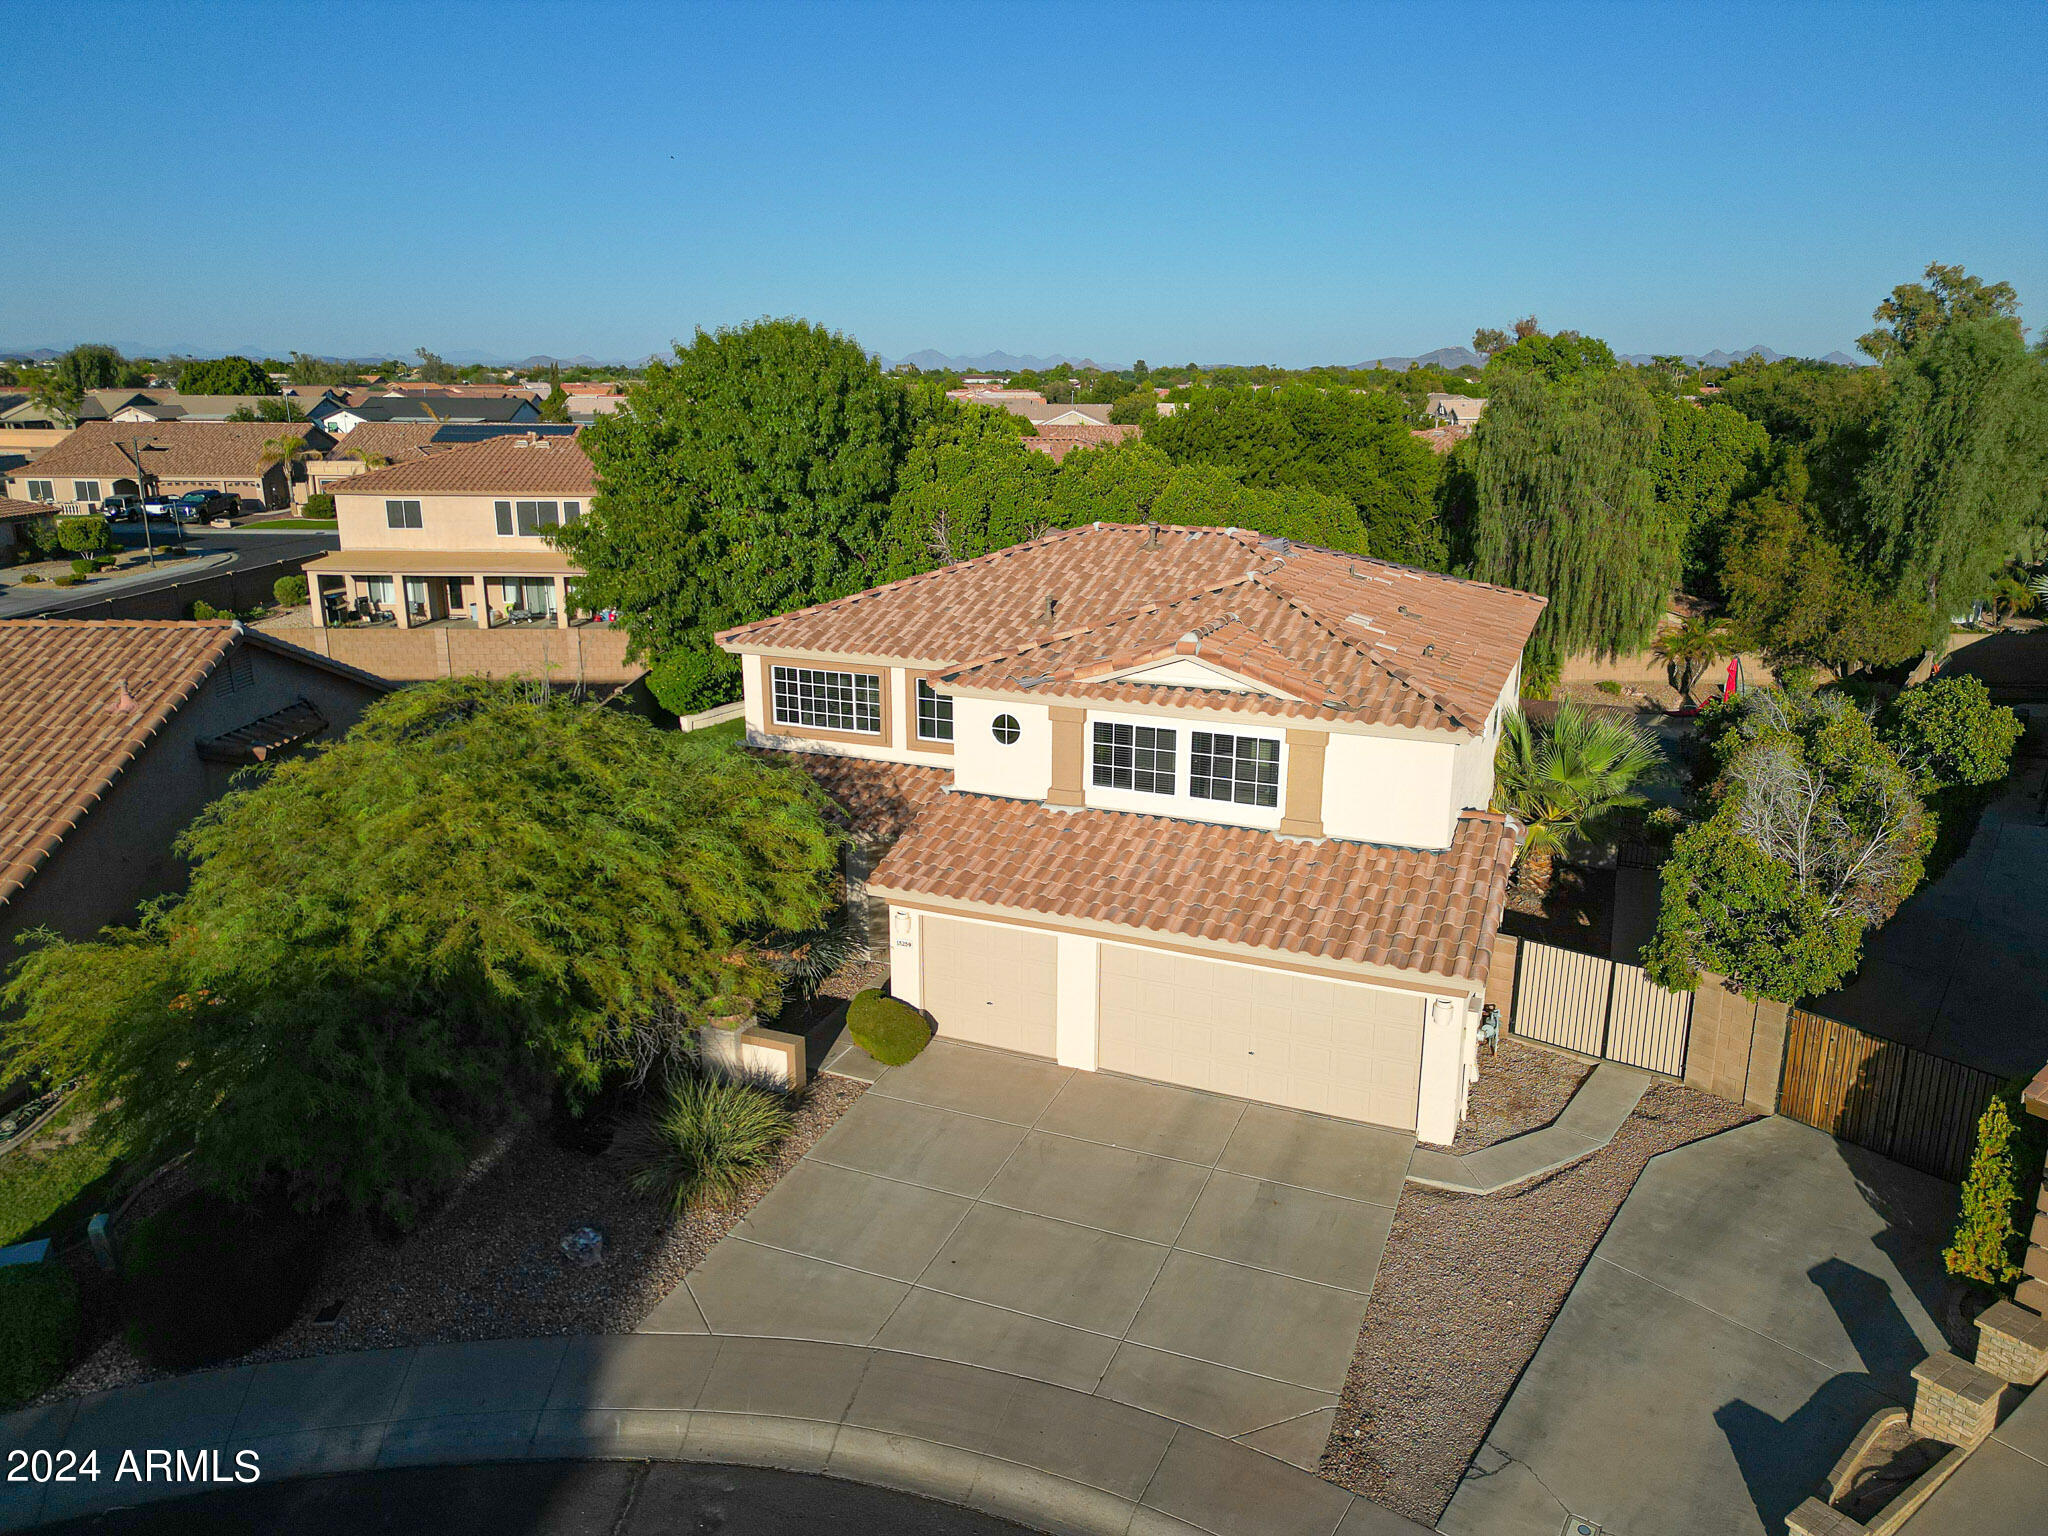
[26,479,53,501]
[1092,720,1177,795]
[363,575,395,608]
[771,664,881,735]
[385,498,423,529]
[73,480,101,502]
[915,679,953,742]
[992,713,1021,745]
[1189,730,1281,808]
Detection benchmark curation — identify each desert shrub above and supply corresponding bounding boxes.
[1595,679,1624,696]
[0,1265,81,1409]
[56,518,113,557]
[846,989,933,1065]
[613,1072,793,1213]
[19,571,42,584]
[94,558,117,571]
[302,493,334,518]
[50,575,78,587]
[273,574,308,607]
[70,559,93,577]
[122,1189,328,1369]
[190,599,224,620]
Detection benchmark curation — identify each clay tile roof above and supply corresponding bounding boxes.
[332,433,596,497]
[0,496,53,522]
[322,423,444,462]
[0,619,242,908]
[770,753,951,843]
[196,699,328,764]
[719,523,1543,736]
[869,794,1519,983]
[14,420,324,482]
[1023,423,1139,462]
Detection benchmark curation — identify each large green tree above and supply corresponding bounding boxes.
[1649,394,1769,595]
[1853,313,2048,648]
[1469,369,1671,672]
[556,318,916,710]
[1140,383,1443,565]
[176,355,274,396]
[0,681,839,1222]
[1859,261,2022,363]
[29,344,143,423]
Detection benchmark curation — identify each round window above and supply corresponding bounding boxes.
[991,713,1022,745]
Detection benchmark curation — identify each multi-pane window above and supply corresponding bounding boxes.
[1092,721,1177,795]
[73,481,101,502]
[385,499,423,529]
[494,500,580,535]
[25,480,52,501]
[771,665,881,735]
[915,680,953,742]
[1190,731,1281,808]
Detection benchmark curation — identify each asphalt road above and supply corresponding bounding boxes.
[0,527,337,619]
[32,1461,1037,1536]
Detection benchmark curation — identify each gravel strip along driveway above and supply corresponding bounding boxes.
[1320,1084,1757,1525]
[41,1076,866,1403]
[1449,1042,1591,1154]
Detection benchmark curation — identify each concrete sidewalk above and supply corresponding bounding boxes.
[0,1333,1427,1536]
[1407,1062,1651,1194]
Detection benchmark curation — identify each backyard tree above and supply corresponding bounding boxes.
[1141,383,1443,565]
[1944,1090,2033,1287]
[1489,704,1659,893]
[558,318,913,712]
[1648,395,1769,595]
[1469,369,1672,673]
[176,355,273,396]
[30,344,142,424]
[1859,261,2022,363]
[1650,614,1732,707]
[1645,689,1929,997]
[1877,674,2023,796]
[0,680,840,1224]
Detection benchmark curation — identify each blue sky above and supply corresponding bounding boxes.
[4,1,2042,366]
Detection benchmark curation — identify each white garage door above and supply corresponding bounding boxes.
[920,916,1058,1058]
[1098,945,1425,1130]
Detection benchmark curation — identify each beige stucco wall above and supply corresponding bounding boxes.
[333,490,585,552]
[951,695,1053,797]
[1322,731,1459,849]
[287,623,641,685]
[0,642,383,953]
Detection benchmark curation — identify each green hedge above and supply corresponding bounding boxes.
[122,1191,327,1370]
[273,574,309,607]
[303,493,335,518]
[0,1265,81,1409]
[846,990,933,1066]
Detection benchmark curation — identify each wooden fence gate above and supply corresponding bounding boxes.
[1778,1010,2003,1184]
[1511,940,1692,1077]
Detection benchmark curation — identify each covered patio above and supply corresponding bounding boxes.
[301,549,615,633]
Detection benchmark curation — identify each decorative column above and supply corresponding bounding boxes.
[1047,706,1086,807]
[1279,728,1326,838]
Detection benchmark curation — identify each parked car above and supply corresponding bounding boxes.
[99,495,144,521]
[173,490,238,523]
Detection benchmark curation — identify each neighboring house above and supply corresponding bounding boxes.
[718,522,1545,1144]
[1411,423,1470,454]
[89,391,343,426]
[950,389,1119,428]
[0,495,57,555]
[303,431,598,632]
[566,395,625,424]
[321,395,541,434]
[1424,393,1486,426]
[0,619,387,952]
[0,393,73,457]
[305,423,446,499]
[1023,423,1139,462]
[3,420,332,511]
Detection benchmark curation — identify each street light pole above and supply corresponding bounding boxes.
[118,438,156,569]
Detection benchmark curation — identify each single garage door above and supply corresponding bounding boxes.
[920,916,1058,1057]
[1098,945,1425,1130]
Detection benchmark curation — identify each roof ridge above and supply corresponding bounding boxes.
[938,573,1263,681]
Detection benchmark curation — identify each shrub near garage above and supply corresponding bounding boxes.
[846,989,932,1065]
[121,1189,329,1369]
[614,1072,794,1214]
[0,1263,82,1409]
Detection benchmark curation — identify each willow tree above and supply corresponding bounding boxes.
[1470,370,1672,676]
[1855,313,2048,651]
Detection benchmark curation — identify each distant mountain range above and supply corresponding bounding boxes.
[1349,346,1488,371]
[1617,345,1869,369]
[877,350,1105,373]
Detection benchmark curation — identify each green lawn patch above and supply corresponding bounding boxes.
[0,1101,125,1248]
[240,517,339,531]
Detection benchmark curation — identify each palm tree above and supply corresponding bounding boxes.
[1491,704,1660,893]
[346,448,391,469]
[1652,614,1732,707]
[260,433,313,510]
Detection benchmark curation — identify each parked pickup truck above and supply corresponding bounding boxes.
[144,490,237,523]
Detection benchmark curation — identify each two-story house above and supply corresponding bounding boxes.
[717,522,1544,1144]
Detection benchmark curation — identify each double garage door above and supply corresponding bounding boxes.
[918,916,1425,1131]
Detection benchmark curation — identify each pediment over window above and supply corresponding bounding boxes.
[1099,654,1294,697]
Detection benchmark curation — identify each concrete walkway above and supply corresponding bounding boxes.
[1406,1062,1651,1195]
[0,1334,1426,1536]
[648,1039,1416,1472]
[1438,1116,1956,1536]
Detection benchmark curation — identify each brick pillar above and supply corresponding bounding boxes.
[1910,1352,2010,1446]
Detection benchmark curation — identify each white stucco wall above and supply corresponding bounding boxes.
[1448,665,1521,817]
[1321,731,1459,849]
[1415,996,1471,1146]
[951,696,1052,798]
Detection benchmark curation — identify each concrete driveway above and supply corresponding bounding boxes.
[641,1039,1414,1470]
[1439,1116,1956,1536]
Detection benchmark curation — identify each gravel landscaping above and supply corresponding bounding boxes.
[1449,1040,1592,1154]
[1321,1083,1758,1524]
[40,1074,865,1402]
